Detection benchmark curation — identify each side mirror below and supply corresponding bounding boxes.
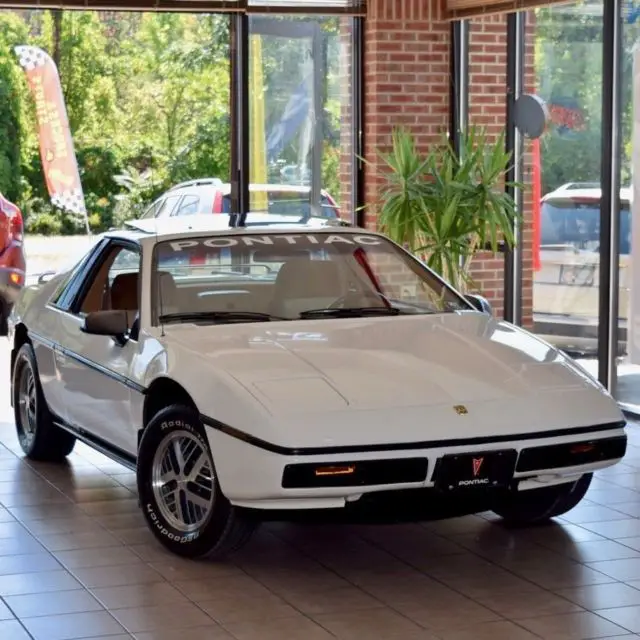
[81,310,129,345]
[38,271,56,285]
[466,294,493,315]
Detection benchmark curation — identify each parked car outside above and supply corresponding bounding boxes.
[534,182,631,356]
[0,194,26,336]
[139,179,342,222]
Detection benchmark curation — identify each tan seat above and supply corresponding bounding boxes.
[110,272,139,311]
[270,260,343,319]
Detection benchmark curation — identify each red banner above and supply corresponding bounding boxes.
[15,45,88,232]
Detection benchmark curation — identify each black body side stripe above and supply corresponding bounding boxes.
[30,331,146,394]
[200,415,627,457]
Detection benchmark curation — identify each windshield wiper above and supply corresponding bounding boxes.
[159,311,285,324]
[299,307,403,320]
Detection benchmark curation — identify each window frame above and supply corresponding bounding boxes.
[48,239,110,313]
[67,238,142,317]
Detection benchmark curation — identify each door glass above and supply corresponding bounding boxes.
[527,2,604,384]
[615,10,640,408]
[248,15,354,223]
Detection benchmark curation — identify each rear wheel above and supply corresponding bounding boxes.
[137,405,257,559]
[13,343,76,461]
[492,473,592,526]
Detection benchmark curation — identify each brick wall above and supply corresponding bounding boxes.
[363,0,450,230]
[360,0,536,328]
[467,13,536,327]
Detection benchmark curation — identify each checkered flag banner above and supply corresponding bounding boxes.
[51,191,87,217]
[14,45,90,232]
[15,46,49,73]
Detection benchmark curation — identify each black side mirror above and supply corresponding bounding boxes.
[38,271,56,285]
[466,294,493,315]
[82,310,129,346]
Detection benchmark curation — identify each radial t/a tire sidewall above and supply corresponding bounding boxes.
[137,406,233,558]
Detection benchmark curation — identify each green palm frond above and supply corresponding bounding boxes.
[371,125,522,292]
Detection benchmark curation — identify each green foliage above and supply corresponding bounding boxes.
[371,127,520,291]
[0,11,345,235]
[0,14,28,202]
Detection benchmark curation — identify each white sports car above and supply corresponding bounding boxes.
[7,215,627,559]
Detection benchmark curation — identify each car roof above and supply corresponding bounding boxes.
[169,180,330,197]
[543,183,632,203]
[113,213,356,244]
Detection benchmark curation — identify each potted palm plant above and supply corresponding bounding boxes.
[371,126,520,292]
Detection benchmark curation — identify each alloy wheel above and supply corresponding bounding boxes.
[151,430,215,533]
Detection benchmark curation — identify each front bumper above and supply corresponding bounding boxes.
[207,423,627,510]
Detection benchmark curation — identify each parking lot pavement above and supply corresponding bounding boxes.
[1,335,640,638]
[23,234,96,281]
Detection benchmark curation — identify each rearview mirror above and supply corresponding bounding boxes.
[81,310,129,345]
[466,294,493,315]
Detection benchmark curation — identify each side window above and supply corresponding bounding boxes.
[156,195,181,218]
[141,198,164,220]
[172,195,200,217]
[49,240,107,311]
[75,244,141,317]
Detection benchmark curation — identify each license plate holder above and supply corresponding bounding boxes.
[434,449,518,491]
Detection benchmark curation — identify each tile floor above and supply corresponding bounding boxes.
[3,341,640,638]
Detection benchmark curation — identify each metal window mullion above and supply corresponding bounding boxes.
[504,11,525,326]
[449,19,469,157]
[353,16,364,227]
[598,0,623,392]
[230,12,250,229]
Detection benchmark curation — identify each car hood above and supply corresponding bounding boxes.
[163,312,623,446]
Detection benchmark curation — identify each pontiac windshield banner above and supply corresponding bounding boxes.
[14,45,89,231]
[168,234,384,252]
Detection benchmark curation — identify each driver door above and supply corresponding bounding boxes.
[55,240,142,455]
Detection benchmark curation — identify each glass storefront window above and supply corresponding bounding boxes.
[0,9,231,238]
[528,1,605,383]
[248,15,354,223]
[615,8,640,409]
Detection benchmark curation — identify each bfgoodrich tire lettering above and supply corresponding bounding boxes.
[492,473,593,526]
[12,343,76,461]
[137,405,257,559]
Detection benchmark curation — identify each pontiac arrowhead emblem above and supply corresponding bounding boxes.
[472,457,484,477]
[453,405,468,415]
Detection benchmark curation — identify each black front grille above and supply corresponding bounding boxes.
[516,436,627,473]
[282,458,428,489]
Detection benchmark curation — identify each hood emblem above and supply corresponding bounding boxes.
[472,457,484,477]
[453,405,468,415]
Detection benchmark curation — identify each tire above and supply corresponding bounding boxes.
[12,343,76,461]
[492,473,593,526]
[137,405,257,559]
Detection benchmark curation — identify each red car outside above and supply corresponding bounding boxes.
[0,194,26,336]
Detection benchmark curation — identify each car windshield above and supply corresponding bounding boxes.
[152,232,469,325]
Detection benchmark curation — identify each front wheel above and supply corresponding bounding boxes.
[137,405,257,559]
[492,473,592,526]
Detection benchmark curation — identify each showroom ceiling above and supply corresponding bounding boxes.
[0,0,366,14]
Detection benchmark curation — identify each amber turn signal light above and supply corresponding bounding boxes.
[9,272,22,285]
[570,443,596,454]
[314,465,356,477]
